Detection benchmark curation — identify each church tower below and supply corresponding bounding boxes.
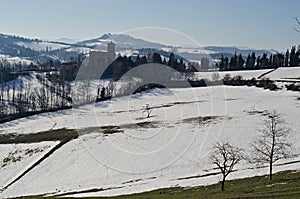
[107,41,116,55]
[107,41,116,63]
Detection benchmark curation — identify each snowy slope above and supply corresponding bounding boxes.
[0,142,59,190]
[0,71,71,116]
[194,66,300,81]
[16,41,69,51]
[0,54,33,65]
[0,85,299,198]
[264,67,300,80]
[194,69,272,81]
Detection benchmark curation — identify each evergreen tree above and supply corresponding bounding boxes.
[219,54,225,71]
[251,52,256,68]
[224,57,229,70]
[135,55,141,66]
[260,53,269,68]
[245,54,251,69]
[229,52,237,70]
[178,58,185,72]
[290,46,297,66]
[141,56,147,65]
[168,53,175,69]
[152,52,162,64]
[273,53,284,68]
[236,54,245,70]
[256,56,261,69]
[162,58,167,65]
[296,46,300,66]
[269,54,273,68]
[284,49,289,67]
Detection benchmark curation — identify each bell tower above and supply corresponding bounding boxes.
[107,41,115,55]
[107,41,116,62]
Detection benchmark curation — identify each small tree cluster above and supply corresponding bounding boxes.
[210,110,293,192]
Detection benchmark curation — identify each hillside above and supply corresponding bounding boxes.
[0,73,299,197]
[0,33,276,65]
[96,170,300,199]
[0,34,75,63]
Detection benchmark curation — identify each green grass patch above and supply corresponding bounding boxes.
[0,128,78,144]
[45,170,300,199]
[18,170,300,199]
[92,170,300,199]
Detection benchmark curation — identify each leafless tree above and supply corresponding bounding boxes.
[210,141,244,191]
[250,110,292,181]
[143,103,152,118]
[212,72,221,82]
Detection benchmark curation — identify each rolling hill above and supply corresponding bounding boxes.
[0,33,277,65]
[0,67,299,198]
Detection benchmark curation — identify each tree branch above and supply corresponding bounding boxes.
[294,17,300,33]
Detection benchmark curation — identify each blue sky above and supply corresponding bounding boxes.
[1,0,300,51]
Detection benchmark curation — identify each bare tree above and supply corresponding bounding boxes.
[212,72,221,82]
[250,110,292,181]
[143,103,152,118]
[210,141,244,191]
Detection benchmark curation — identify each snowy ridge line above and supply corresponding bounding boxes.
[0,139,74,193]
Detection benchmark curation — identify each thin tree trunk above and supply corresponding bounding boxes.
[270,118,275,181]
[221,175,226,191]
[269,161,273,181]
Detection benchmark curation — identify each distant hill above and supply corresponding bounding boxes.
[54,38,79,44]
[0,33,277,65]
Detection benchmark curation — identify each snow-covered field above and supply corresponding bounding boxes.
[194,69,271,81]
[264,67,300,80]
[16,41,68,52]
[194,66,300,82]
[0,142,59,191]
[0,84,299,198]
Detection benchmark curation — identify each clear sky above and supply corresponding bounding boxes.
[1,0,300,51]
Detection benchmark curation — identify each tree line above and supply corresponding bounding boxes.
[102,46,300,79]
[101,52,198,80]
[218,46,300,71]
[0,71,72,123]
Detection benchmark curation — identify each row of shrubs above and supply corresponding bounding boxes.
[223,76,278,91]
[286,83,300,91]
[223,75,300,92]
